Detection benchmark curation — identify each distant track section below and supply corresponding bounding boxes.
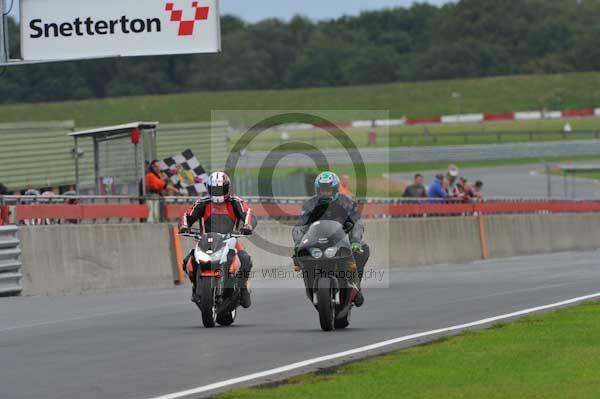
[236,140,600,167]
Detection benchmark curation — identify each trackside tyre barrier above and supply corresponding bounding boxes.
[0,225,23,296]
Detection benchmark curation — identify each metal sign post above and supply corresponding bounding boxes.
[0,0,7,64]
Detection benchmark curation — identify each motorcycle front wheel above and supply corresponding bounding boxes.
[197,277,217,328]
[317,278,335,331]
[217,309,236,326]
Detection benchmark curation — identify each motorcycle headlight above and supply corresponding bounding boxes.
[310,248,323,259]
[210,248,225,262]
[195,250,211,264]
[324,247,338,258]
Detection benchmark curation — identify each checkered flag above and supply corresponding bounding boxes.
[159,149,209,196]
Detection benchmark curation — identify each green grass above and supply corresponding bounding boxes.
[230,118,600,151]
[571,171,600,180]
[231,155,600,178]
[2,72,600,126]
[219,301,600,399]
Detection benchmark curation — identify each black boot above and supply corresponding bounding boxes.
[349,277,364,308]
[352,244,368,308]
[353,287,364,307]
[239,279,251,309]
[191,285,200,304]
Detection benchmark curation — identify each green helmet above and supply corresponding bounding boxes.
[315,172,340,204]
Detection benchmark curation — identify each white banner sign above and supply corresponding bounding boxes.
[20,0,221,61]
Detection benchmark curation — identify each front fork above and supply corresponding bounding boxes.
[312,277,341,306]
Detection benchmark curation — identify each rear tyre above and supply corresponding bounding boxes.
[217,309,236,326]
[198,277,217,328]
[317,278,335,331]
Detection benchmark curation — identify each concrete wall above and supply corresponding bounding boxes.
[485,213,600,258]
[383,218,482,267]
[193,218,482,272]
[17,213,600,296]
[19,224,177,296]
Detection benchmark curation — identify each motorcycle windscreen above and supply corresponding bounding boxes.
[198,233,226,252]
[298,220,350,250]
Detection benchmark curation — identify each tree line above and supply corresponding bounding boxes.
[2,0,600,104]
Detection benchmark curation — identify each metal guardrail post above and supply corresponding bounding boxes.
[147,198,162,223]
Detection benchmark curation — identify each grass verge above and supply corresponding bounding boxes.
[231,155,600,178]
[3,71,600,126]
[219,300,600,399]
[229,119,600,151]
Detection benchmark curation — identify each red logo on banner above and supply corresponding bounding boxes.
[165,2,210,36]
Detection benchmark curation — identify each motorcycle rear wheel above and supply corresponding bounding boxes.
[217,309,236,326]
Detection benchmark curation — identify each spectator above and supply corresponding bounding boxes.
[470,180,484,200]
[428,174,449,199]
[145,160,180,196]
[41,187,59,197]
[62,185,77,197]
[452,177,469,202]
[403,174,427,198]
[339,174,354,197]
[23,189,41,225]
[24,189,41,196]
[447,164,459,190]
[0,183,8,196]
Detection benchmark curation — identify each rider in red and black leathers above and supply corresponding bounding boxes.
[179,172,257,308]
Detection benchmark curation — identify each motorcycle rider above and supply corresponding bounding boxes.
[179,172,257,308]
[292,171,370,307]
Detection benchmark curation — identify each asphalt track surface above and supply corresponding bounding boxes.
[235,141,600,169]
[2,251,600,399]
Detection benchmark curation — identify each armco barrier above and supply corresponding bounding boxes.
[0,225,23,295]
[14,203,149,222]
[163,199,600,221]
[7,196,600,224]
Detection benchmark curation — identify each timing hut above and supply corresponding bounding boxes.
[69,122,159,196]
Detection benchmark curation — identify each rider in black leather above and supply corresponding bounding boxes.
[292,172,369,307]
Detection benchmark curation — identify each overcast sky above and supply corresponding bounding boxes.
[6,0,451,22]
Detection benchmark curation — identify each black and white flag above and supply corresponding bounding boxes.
[159,149,209,196]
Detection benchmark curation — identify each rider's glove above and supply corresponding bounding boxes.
[240,224,254,235]
[351,242,364,253]
[179,225,190,234]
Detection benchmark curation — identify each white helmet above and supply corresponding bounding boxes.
[207,172,231,203]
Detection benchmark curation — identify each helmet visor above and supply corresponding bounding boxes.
[209,186,225,197]
[318,186,335,197]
